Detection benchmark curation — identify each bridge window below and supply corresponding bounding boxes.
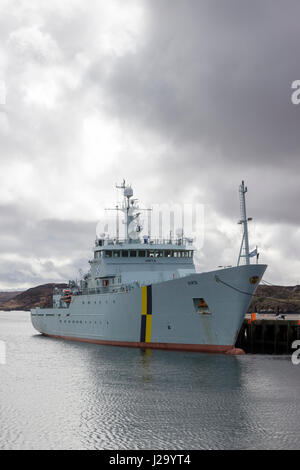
[104,250,112,258]
[122,250,128,257]
[138,250,146,257]
[113,251,120,257]
[165,250,173,257]
[129,250,137,257]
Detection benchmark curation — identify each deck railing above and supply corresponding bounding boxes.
[95,237,194,247]
[54,283,139,298]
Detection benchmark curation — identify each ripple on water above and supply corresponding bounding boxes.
[1,313,300,449]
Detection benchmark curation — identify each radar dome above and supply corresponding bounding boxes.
[124,186,133,198]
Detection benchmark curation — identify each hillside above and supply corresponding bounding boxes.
[249,284,300,313]
[0,283,67,311]
[0,291,24,303]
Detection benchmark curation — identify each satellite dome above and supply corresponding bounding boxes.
[124,186,133,198]
[176,228,184,237]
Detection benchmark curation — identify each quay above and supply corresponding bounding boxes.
[236,313,300,354]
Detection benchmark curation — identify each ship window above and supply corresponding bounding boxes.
[122,250,128,257]
[165,250,173,257]
[155,250,163,257]
[113,251,120,257]
[138,250,146,257]
[129,250,137,257]
[174,251,179,257]
[105,251,112,258]
[147,250,155,257]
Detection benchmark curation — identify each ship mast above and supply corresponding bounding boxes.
[107,180,152,243]
[115,180,140,243]
[237,180,252,266]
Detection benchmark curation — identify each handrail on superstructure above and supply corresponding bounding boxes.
[95,237,194,248]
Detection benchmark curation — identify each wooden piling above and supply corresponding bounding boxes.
[236,316,300,354]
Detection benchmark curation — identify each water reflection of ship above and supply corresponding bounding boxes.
[140,349,153,384]
[76,344,252,449]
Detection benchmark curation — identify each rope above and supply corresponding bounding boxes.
[215,275,300,305]
[215,275,253,296]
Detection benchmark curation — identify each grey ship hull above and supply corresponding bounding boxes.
[31,264,266,353]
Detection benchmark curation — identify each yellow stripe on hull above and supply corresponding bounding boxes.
[141,286,147,315]
[141,286,152,343]
[145,315,152,343]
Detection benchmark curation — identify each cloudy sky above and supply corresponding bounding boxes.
[0,0,299,289]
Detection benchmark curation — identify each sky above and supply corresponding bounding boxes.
[0,0,299,289]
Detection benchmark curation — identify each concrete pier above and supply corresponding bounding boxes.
[236,314,300,354]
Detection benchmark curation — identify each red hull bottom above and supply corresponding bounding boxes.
[43,333,244,355]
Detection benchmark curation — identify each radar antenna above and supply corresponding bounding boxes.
[106,180,153,243]
[237,180,253,266]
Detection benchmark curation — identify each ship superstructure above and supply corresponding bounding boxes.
[31,181,267,354]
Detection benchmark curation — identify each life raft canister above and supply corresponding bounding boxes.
[61,289,73,303]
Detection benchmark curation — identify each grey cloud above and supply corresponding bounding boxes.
[0,203,95,286]
[0,203,95,256]
[84,0,300,227]
[0,0,299,287]
[103,0,300,164]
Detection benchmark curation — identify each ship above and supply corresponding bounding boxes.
[31,180,267,354]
